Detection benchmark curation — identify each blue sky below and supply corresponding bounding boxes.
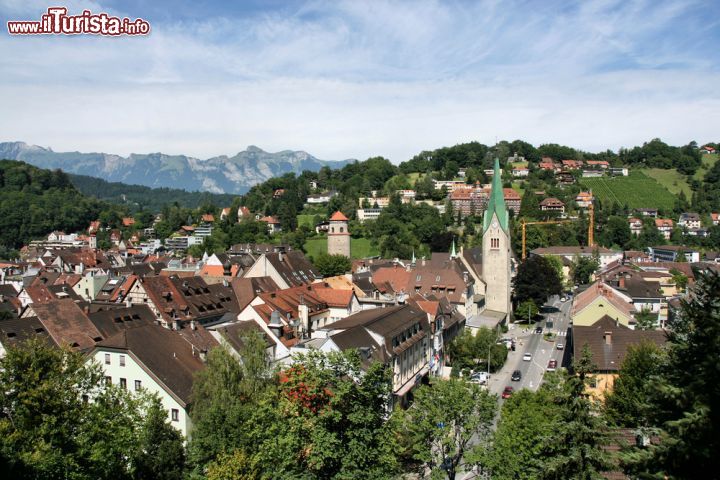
[1,0,718,162]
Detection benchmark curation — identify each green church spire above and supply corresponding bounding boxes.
[483,157,509,233]
[450,238,457,258]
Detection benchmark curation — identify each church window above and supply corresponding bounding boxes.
[491,238,499,249]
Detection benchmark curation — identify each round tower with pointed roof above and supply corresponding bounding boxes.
[328,211,351,257]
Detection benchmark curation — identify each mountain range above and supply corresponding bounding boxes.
[0,142,354,194]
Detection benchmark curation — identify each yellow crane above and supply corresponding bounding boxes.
[521,203,594,260]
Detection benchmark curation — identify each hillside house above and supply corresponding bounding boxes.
[539,197,565,214]
[654,219,674,240]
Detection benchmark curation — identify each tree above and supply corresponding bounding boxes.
[517,299,539,323]
[604,341,666,428]
[489,387,564,479]
[401,378,497,480]
[131,399,186,480]
[669,268,688,293]
[637,272,720,478]
[513,255,563,305]
[256,350,399,479]
[538,347,610,479]
[205,449,259,480]
[571,255,599,286]
[187,339,271,473]
[634,308,658,330]
[313,252,352,277]
[0,339,148,480]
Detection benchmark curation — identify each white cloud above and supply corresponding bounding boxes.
[0,0,718,162]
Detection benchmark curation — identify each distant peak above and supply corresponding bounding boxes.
[245,145,265,153]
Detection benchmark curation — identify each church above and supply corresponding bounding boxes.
[458,157,513,329]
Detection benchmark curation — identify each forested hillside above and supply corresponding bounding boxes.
[68,173,237,212]
[0,161,105,250]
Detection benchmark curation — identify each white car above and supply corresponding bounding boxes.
[523,353,532,361]
[469,372,488,385]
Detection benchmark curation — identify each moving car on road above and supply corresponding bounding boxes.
[511,370,522,381]
[547,359,557,372]
[502,386,514,399]
[534,326,543,334]
[556,343,564,350]
[523,353,532,361]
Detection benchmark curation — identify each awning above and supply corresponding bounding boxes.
[394,364,430,397]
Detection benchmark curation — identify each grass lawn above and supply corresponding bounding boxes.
[511,182,525,197]
[304,236,379,260]
[580,170,677,210]
[297,214,318,229]
[694,153,719,181]
[642,168,691,197]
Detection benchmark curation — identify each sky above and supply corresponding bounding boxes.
[1,0,719,163]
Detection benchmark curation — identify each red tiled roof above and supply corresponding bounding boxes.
[330,211,349,221]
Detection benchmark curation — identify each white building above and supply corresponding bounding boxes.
[89,323,209,439]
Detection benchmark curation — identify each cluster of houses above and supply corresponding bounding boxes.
[530,244,719,399]
[627,209,720,240]
[0,230,500,436]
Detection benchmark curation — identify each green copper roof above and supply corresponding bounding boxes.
[483,157,509,233]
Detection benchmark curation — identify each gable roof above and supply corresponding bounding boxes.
[261,251,321,287]
[571,282,635,319]
[32,299,103,350]
[573,315,666,371]
[95,323,207,406]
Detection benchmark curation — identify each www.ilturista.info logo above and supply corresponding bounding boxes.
[7,7,150,36]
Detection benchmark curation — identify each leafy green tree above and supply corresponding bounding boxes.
[0,339,148,480]
[604,341,666,428]
[669,268,688,292]
[256,350,399,479]
[131,399,186,480]
[313,252,352,276]
[513,255,563,306]
[636,272,720,478]
[205,449,259,480]
[517,299,539,323]
[489,387,564,479]
[539,346,610,479]
[187,339,271,473]
[401,378,497,480]
[634,308,658,330]
[571,255,599,285]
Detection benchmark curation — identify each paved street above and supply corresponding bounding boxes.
[487,294,573,398]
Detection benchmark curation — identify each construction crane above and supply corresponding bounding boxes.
[521,202,595,261]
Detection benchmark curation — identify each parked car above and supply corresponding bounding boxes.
[560,296,567,302]
[556,343,564,350]
[523,353,532,361]
[502,386,514,399]
[511,370,522,381]
[469,372,488,385]
[547,360,557,372]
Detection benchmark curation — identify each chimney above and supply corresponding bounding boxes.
[618,274,627,289]
[298,304,309,337]
[604,331,612,345]
[190,320,197,331]
[199,349,207,362]
[172,319,180,331]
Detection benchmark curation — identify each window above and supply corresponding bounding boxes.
[119,378,127,389]
[134,380,142,391]
[104,353,111,365]
[491,238,500,249]
[171,409,179,422]
[105,376,112,385]
[119,355,125,367]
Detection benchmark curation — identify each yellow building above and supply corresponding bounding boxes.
[573,315,666,400]
[571,282,635,328]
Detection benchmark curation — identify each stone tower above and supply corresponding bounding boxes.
[328,211,351,257]
[481,158,512,315]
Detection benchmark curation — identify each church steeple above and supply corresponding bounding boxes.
[450,238,457,259]
[483,157,509,233]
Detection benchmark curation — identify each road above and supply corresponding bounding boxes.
[459,295,573,479]
[487,294,573,398]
